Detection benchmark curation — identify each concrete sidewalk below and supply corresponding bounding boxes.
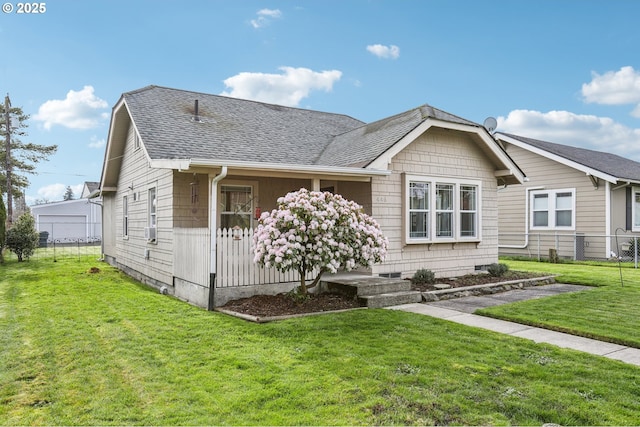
[387,285,640,367]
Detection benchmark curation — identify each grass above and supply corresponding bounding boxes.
[1,257,640,425]
[477,258,640,348]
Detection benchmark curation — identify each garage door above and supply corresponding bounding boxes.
[38,215,87,241]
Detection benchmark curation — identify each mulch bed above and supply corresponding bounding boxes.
[220,271,546,318]
[221,292,361,317]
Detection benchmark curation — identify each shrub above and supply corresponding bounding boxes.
[253,189,388,294]
[411,268,435,285]
[5,212,39,262]
[487,263,509,277]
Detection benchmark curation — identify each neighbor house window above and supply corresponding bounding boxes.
[404,175,481,243]
[530,189,575,230]
[632,187,640,231]
[134,133,141,150]
[220,185,253,229]
[123,195,129,238]
[148,187,157,228]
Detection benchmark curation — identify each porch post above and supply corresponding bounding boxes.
[208,166,228,310]
[312,178,320,191]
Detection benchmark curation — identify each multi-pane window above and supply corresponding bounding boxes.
[530,189,575,229]
[436,184,454,238]
[123,195,128,238]
[405,175,480,243]
[221,185,253,229]
[409,182,429,238]
[532,194,549,227]
[460,185,477,237]
[148,187,157,228]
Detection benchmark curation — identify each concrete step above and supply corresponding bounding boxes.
[325,277,411,297]
[359,290,423,308]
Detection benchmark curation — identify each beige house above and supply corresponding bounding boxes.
[496,133,640,260]
[98,85,524,309]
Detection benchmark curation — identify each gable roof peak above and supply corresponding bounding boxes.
[496,132,640,184]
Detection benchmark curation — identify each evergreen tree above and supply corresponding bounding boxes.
[63,186,74,201]
[1,95,58,223]
[0,196,6,263]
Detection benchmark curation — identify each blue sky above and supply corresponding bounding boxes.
[2,0,640,203]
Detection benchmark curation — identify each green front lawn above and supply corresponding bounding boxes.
[1,258,639,425]
[478,259,640,348]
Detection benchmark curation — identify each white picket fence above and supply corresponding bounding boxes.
[174,228,210,287]
[215,227,316,288]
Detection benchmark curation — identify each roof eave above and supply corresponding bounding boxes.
[496,133,620,184]
[151,158,392,179]
[366,118,525,184]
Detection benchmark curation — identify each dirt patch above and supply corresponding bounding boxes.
[220,271,545,318]
[87,267,101,274]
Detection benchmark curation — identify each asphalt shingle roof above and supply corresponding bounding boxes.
[123,86,364,165]
[499,132,640,182]
[123,85,483,168]
[317,105,478,167]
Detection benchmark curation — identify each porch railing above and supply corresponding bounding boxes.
[216,227,315,288]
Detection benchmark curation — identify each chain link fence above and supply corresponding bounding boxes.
[499,232,640,267]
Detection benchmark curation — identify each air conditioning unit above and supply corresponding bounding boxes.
[144,226,157,242]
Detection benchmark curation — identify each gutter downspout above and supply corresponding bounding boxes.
[208,166,228,311]
[499,186,545,249]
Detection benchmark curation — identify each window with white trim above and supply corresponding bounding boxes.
[220,185,253,229]
[408,182,429,238]
[530,189,575,230]
[460,185,477,237]
[148,187,157,228]
[632,187,640,231]
[123,195,129,238]
[405,175,480,243]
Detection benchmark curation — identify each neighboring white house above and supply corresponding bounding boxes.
[30,182,102,243]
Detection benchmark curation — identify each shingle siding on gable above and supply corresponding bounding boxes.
[370,128,499,277]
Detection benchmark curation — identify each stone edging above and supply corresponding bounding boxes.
[215,306,366,323]
[421,276,558,302]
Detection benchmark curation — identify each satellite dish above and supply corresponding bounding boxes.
[483,117,497,134]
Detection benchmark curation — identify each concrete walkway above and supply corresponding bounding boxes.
[387,284,640,367]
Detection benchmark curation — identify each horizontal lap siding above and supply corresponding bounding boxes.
[498,144,608,257]
[371,128,499,278]
[109,124,175,287]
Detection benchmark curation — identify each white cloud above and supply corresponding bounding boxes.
[250,8,282,28]
[497,109,640,161]
[366,44,400,60]
[36,183,66,201]
[88,135,106,149]
[582,66,640,116]
[36,183,84,201]
[221,66,342,107]
[34,86,109,130]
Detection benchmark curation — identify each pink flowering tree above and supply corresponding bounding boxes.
[253,188,389,294]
